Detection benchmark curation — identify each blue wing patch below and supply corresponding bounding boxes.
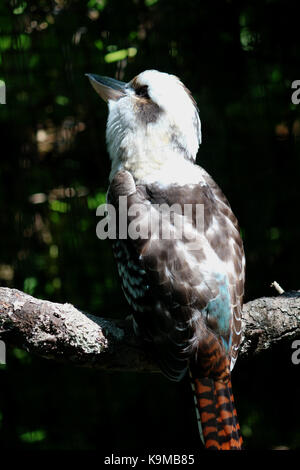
[204,274,232,352]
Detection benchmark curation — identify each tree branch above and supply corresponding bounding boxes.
[0,287,299,372]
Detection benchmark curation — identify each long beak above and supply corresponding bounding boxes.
[85,73,127,102]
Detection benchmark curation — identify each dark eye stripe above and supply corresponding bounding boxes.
[135,85,150,99]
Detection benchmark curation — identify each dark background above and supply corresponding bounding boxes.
[0,0,299,450]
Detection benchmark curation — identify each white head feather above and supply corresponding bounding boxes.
[105,70,202,185]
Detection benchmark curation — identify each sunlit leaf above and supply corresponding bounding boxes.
[13,2,27,15]
[19,429,46,443]
[24,277,38,295]
[0,36,12,51]
[128,47,137,58]
[104,47,137,63]
[94,39,104,50]
[87,191,106,209]
[15,34,31,51]
[49,200,69,213]
[87,0,106,11]
[240,28,255,51]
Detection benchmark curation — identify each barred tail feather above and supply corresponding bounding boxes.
[192,376,242,450]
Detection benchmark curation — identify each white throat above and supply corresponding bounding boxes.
[106,99,202,187]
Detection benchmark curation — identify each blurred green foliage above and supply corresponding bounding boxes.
[0,0,299,451]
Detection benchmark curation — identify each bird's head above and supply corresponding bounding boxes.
[86,70,201,183]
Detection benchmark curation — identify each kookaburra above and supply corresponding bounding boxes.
[87,69,245,450]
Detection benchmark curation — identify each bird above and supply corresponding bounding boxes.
[86,69,245,450]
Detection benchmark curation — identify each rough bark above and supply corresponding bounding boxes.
[0,287,299,372]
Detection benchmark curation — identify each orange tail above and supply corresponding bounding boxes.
[193,376,242,450]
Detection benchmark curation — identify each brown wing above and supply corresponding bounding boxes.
[108,170,245,381]
[198,168,245,369]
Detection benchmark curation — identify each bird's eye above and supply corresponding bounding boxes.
[135,85,150,99]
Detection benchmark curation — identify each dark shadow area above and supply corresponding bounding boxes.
[0,0,299,450]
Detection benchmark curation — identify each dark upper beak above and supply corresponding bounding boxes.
[85,73,127,102]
